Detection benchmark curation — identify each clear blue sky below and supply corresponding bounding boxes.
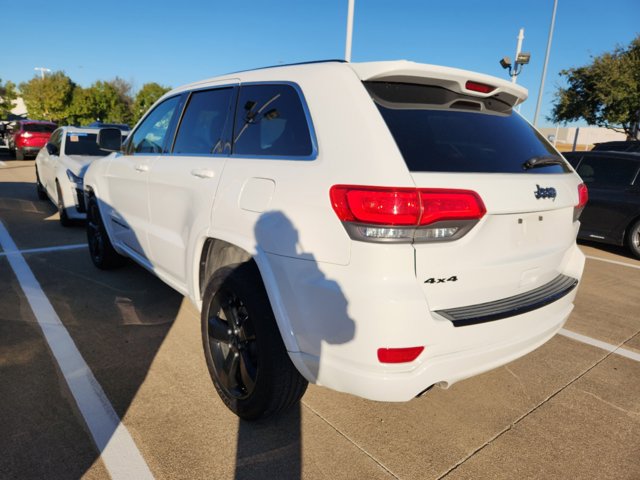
[3,0,638,127]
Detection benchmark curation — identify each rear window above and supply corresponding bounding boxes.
[64,132,125,156]
[366,82,570,174]
[23,123,56,133]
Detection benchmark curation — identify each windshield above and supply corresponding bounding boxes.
[64,132,125,156]
[23,123,56,133]
[366,82,570,174]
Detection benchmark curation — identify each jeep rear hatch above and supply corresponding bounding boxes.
[357,66,582,318]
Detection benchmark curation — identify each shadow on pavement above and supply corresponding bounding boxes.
[1,162,356,479]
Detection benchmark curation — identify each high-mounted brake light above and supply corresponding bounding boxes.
[377,346,424,364]
[330,185,486,243]
[574,183,588,221]
[465,81,496,94]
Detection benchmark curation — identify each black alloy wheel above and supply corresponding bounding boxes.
[86,196,125,269]
[201,262,308,420]
[207,288,258,400]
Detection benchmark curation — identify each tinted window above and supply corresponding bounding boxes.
[23,123,56,133]
[366,82,570,174]
[576,155,640,186]
[173,88,234,155]
[233,84,313,157]
[64,132,125,156]
[130,96,180,154]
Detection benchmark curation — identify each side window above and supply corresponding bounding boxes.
[50,129,63,151]
[577,156,640,186]
[172,88,234,155]
[130,96,180,154]
[233,84,313,157]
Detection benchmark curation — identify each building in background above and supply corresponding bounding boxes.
[538,126,626,152]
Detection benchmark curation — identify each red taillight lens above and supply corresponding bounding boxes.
[419,190,486,225]
[330,186,421,226]
[573,183,588,222]
[330,185,486,227]
[465,80,496,94]
[577,183,588,209]
[377,346,424,364]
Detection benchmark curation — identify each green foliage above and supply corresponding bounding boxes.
[13,72,170,127]
[19,71,75,123]
[132,83,171,124]
[551,36,640,138]
[67,78,134,126]
[0,78,18,118]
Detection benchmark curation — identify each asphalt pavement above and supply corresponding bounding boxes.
[1,147,638,480]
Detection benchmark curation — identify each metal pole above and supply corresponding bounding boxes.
[533,0,558,127]
[345,0,355,62]
[512,28,524,84]
[572,127,580,152]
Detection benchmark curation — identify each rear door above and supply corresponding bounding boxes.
[145,84,237,285]
[366,81,582,310]
[575,154,640,241]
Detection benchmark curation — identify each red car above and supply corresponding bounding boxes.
[7,120,57,160]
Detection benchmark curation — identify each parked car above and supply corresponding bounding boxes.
[7,120,57,159]
[563,150,640,258]
[84,60,586,420]
[35,126,127,226]
[591,140,640,153]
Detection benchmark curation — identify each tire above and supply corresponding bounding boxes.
[35,167,47,200]
[16,148,24,160]
[626,219,640,259]
[201,262,308,420]
[86,195,126,269]
[56,181,73,227]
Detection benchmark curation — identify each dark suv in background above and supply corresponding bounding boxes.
[6,120,57,159]
[564,150,640,258]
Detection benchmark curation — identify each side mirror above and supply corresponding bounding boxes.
[97,128,122,152]
[45,142,58,155]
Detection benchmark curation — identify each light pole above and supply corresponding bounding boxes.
[499,28,531,83]
[345,0,355,62]
[34,67,51,79]
[533,0,559,127]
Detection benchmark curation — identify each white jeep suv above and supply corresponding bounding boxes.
[84,60,587,420]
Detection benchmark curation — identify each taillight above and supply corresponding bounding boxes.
[465,80,496,94]
[330,185,485,243]
[574,183,588,221]
[377,346,424,364]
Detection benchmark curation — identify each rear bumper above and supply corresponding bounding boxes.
[291,295,573,402]
[269,242,585,402]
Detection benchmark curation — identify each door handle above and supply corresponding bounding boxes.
[134,164,149,173]
[191,169,215,179]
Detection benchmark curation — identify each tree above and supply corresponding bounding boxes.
[0,78,18,118]
[132,82,171,124]
[551,35,640,139]
[19,71,75,123]
[66,78,134,126]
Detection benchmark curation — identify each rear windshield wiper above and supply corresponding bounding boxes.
[522,155,565,170]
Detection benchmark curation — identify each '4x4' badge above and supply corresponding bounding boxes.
[534,184,557,200]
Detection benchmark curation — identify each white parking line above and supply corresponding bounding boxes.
[0,243,87,257]
[0,221,154,480]
[559,328,640,362]
[0,161,6,167]
[585,255,640,270]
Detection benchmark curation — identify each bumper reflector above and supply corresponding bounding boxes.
[377,346,424,363]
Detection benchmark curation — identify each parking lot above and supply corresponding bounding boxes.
[1,150,639,480]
